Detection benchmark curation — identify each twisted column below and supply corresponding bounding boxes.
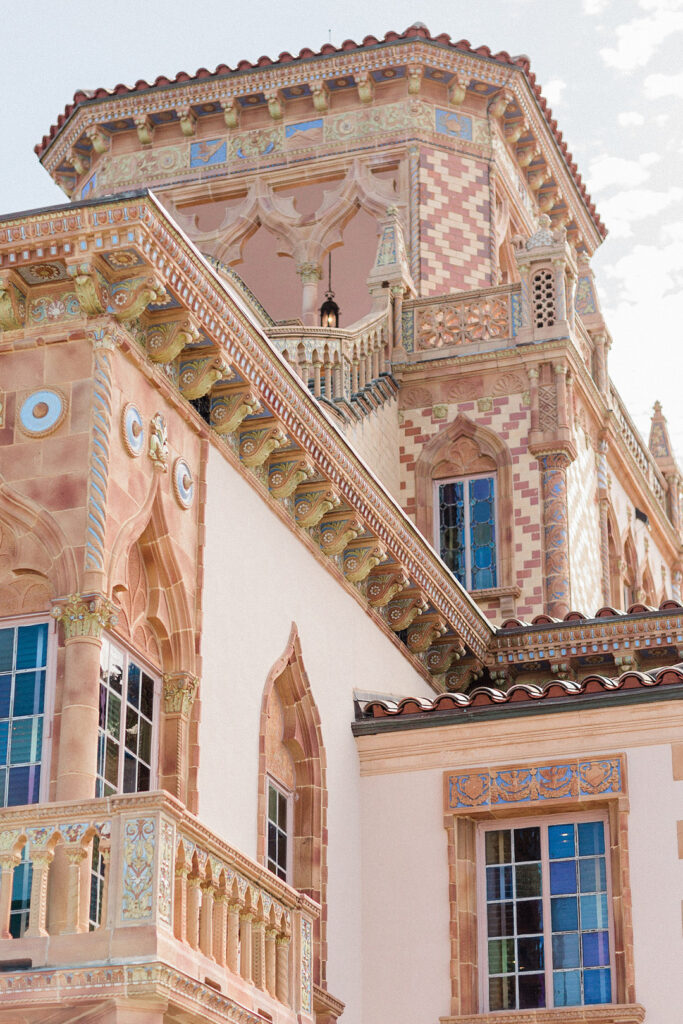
[408,145,420,287]
[597,438,612,605]
[538,451,573,618]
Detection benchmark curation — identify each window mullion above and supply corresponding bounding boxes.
[541,824,554,1008]
[118,650,127,794]
[464,479,472,588]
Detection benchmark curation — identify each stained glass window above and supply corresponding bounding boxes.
[437,475,497,590]
[482,818,612,1011]
[96,636,157,797]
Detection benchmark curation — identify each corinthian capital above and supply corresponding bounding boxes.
[162,672,199,716]
[51,593,118,640]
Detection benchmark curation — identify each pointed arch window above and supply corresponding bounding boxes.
[436,472,497,589]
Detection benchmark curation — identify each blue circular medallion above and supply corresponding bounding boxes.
[173,458,194,509]
[122,404,144,457]
[19,389,65,436]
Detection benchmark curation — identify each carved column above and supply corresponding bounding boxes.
[227,899,241,973]
[213,892,228,967]
[52,593,117,800]
[276,933,291,1005]
[554,364,569,431]
[537,451,573,618]
[266,926,278,995]
[0,851,21,938]
[199,881,215,959]
[26,850,53,937]
[391,284,404,365]
[253,915,267,990]
[83,328,117,595]
[593,332,608,396]
[160,672,199,804]
[528,367,540,432]
[186,875,202,950]
[297,264,322,327]
[596,438,612,605]
[240,910,254,983]
[673,568,682,603]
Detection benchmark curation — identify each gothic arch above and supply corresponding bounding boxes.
[258,623,328,986]
[0,479,78,613]
[414,414,514,589]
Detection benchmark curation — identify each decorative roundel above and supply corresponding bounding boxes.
[18,389,66,437]
[173,458,194,509]
[122,403,144,457]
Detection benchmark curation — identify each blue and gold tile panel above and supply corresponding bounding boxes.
[190,138,227,168]
[511,292,522,337]
[435,109,473,141]
[285,119,324,145]
[445,756,625,813]
[81,173,97,200]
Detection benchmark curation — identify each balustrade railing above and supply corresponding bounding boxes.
[403,283,521,353]
[0,793,317,1021]
[609,385,668,514]
[268,306,391,404]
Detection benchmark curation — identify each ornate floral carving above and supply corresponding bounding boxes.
[51,593,118,640]
[385,591,428,631]
[121,818,156,921]
[178,355,231,400]
[148,412,169,471]
[111,275,167,321]
[319,514,364,557]
[158,819,174,926]
[146,316,200,364]
[342,540,388,584]
[162,672,199,716]
[366,568,409,608]
[0,277,26,330]
[268,456,315,500]
[210,388,262,435]
[294,486,341,528]
[417,296,509,349]
[406,615,447,653]
[239,425,288,468]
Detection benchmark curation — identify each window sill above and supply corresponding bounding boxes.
[441,1005,645,1024]
[469,585,521,600]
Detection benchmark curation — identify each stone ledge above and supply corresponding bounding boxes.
[441,1004,646,1024]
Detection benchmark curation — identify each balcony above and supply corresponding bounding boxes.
[0,792,319,1023]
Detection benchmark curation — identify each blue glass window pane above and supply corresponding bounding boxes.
[16,624,47,670]
[471,476,493,500]
[469,476,497,589]
[13,671,45,717]
[578,821,605,856]
[0,630,13,672]
[582,931,610,967]
[127,663,141,708]
[7,764,40,805]
[551,897,578,931]
[140,672,155,720]
[473,501,493,523]
[11,858,32,902]
[0,721,7,765]
[554,970,581,1006]
[579,857,606,893]
[487,865,513,900]
[580,893,609,930]
[550,860,577,895]
[0,675,10,717]
[476,568,495,588]
[9,719,41,764]
[439,482,466,584]
[583,968,612,1004]
[548,823,575,860]
[518,973,545,1009]
[552,932,580,968]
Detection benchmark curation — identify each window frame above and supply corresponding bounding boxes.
[476,810,616,1013]
[0,613,57,807]
[96,633,161,798]
[266,774,293,885]
[433,471,498,590]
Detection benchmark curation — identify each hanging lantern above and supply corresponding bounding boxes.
[319,253,340,327]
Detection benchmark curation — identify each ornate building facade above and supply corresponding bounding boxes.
[0,22,681,1024]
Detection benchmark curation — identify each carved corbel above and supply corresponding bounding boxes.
[448,75,469,106]
[268,455,315,499]
[385,591,428,632]
[342,539,388,584]
[210,387,262,435]
[146,315,201,364]
[311,82,329,113]
[266,91,283,120]
[86,126,110,154]
[238,423,289,467]
[528,167,550,192]
[489,89,514,119]
[356,69,374,104]
[51,592,118,641]
[177,106,197,137]
[54,172,76,198]
[134,114,154,146]
[366,568,409,608]
[179,354,232,400]
[66,263,108,315]
[405,614,447,653]
[318,512,364,557]
[111,274,167,321]
[423,640,465,676]
[68,147,89,176]
[221,97,240,129]
[446,659,484,692]
[163,671,199,716]
[537,190,559,214]
[517,144,540,168]
[407,65,423,95]
[504,119,527,144]
[293,484,341,528]
[0,275,27,331]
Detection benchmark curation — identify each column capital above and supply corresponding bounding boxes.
[51,593,118,640]
[162,672,199,716]
[296,262,322,285]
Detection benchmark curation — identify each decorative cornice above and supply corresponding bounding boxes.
[51,592,118,640]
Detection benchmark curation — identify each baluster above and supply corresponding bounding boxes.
[186,875,202,950]
[351,359,359,394]
[372,344,380,380]
[199,881,215,959]
[26,850,53,937]
[359,354,367,389]
[64,846,88,934]
[324,361,333,400]
[266,926,278,996]
[213,892,228,966]
[98,842,111,929]
[312,359,322,398]
[174,861,189,942]
[227,899,241,973]
[239,909,254,983]
[0,852,21,938]
[276,932,290,1005]
[253,911,266,990]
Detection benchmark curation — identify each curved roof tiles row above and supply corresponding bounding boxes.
[359,664,683,719]
[34,24,604,235]
[499,597,683,631]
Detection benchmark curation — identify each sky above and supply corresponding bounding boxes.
[2,0,682,462]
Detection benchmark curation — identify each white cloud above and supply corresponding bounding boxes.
[598,186,683,237]
[600,10,683,71]
[644,72,683,97]
[639,0,683,10]
[543,78,566,107]
[654,112,671,125]
[617,111,645,126]
[587,152,660,193]
[583,0,610,12]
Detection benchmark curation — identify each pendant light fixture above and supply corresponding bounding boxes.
[319,252,340,327]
